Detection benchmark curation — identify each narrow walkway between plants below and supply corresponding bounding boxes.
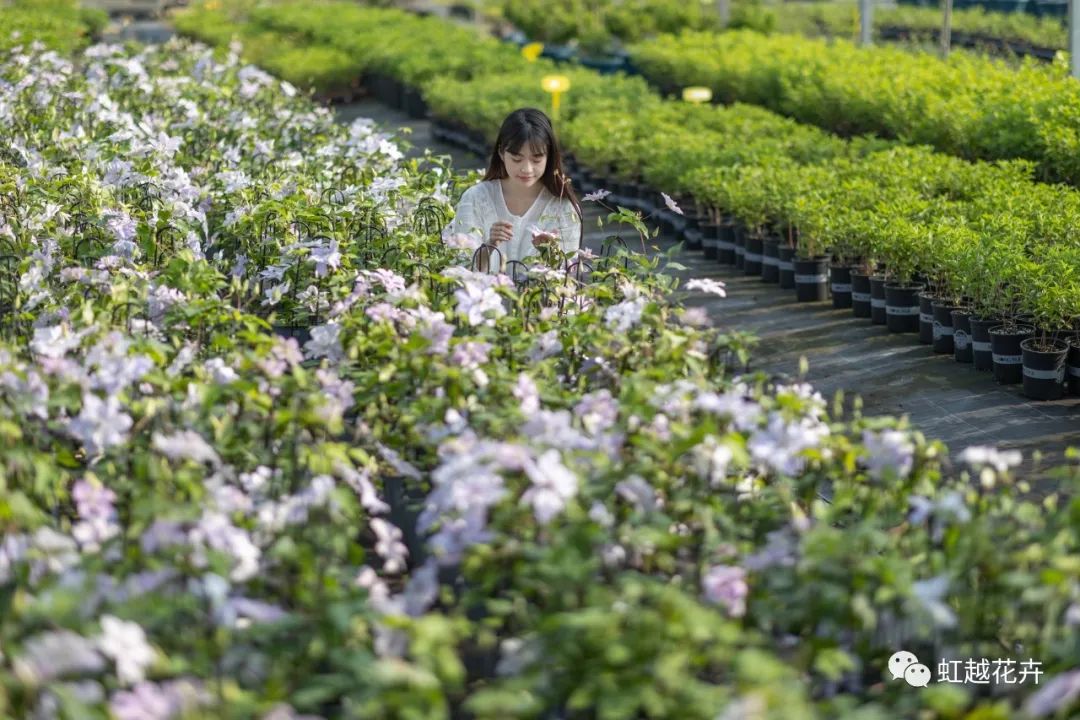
[335,98,1080,474]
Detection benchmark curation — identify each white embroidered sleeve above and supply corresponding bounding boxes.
[446,187,488,245]
[557,201,582,254]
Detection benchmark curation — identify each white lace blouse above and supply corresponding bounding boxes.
[445,179,581,266]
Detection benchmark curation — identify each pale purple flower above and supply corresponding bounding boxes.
[454,281,505,327]
[702,565,748,617]
[71,478,120,552]
[521,450,578,524]
[691,436,734,486]
[588,501,614,527]
[527,329,562,362]
[109,678,208,720]
[364,268,407,295]
[574,389,618,435]
[582,189,611,202]
[304,322,345,362]
[861,429,914,480]
[444,231,481,251]
[1023,669,1080,718]
[309,240,341,278]
[693,389,761,431]
[685,278,726,297]
[513,373,540,416]
[203,357,239,385]
[67,393,133,456]
[450,341,492,370]
[13,630,105,685]
[910,575,957,629]
[189,512,260,582]
[413,306,453,355]
[152,430,220,466]
[217,169,251,193]
[615,475,657,512]
[743,529,798,571]
[748,412,829,476]
[604,297,647,332]
[105,210,138,245]
[98,615,155,686]
[31,323,87,358]
[336,464,390,515]
[661,192,683,216]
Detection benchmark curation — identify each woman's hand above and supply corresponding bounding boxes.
[488,221,514,245]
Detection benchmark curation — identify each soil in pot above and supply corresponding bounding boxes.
[794,256,829,303]
[951,309,974,363]
[1021,337,1068,401]
[989,324,1035,385]
[778,245,796,289]
[884,284,922,333]
[830,265,853,309]
[851,272,872,319]
[970,315,1000,372]
[870,275,887,325]
[743,235,764,276]
[762,238,780,283]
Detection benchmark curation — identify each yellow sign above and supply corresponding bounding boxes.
[541,75,571,93]
[521,42,544,62]
[541,74,571,120]
[682,86,713,104]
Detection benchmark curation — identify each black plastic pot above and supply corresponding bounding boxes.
[1069,338,1080,396]
[717,221,736,265]
[931,300,966,354]
[778,246,796,289]
[794,256,829,302]
[762,238,780,283]
[989,324,1035,385]
[681,213,703,251]
[403,85,428,118]
[870,276,887,325]
[917,293,936,345]
[1021,337,1068,401]
[884,284,922,333]
[970,316,999,372]
[733,227,745,270]
[702,222,720,260]
[851,272,872,319]
[743,235,763,276]
[830,265,853,309]
[272,324,311,347]
[951,309,974,363]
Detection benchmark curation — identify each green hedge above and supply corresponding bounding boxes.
[0,0,106,53]
[630,29,1080,184]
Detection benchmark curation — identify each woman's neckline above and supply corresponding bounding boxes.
[496,178,545,219]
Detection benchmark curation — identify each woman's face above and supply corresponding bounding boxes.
[501,144,547,189]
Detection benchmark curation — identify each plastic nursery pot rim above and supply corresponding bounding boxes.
[1020,337,1070,354]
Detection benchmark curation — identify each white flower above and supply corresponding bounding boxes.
[31,323,87,358]
[370,518,409,574]
[309,240,341,278]
[98,615,155,686]
[13,630,105,685]
[748,412,829,477]
[661,192,683,216]
[582,189,611,202]
[957,445,1022,474]
[615,475,657,512]
[685,278,726,297]
[152,430,220,466]
[588,502,614,527]
[691,436,735,486]
[574,390,618,435]
[521,450,578,524]
[203,357,239,385]
[910,575,957,629]
[67,393,133,456]
[527,330,562,362]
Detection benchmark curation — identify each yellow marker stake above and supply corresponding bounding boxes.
[521,42,544,62]
[541,74,571,120]
[682,86,713,104]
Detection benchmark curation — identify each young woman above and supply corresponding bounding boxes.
[445,108,583,271]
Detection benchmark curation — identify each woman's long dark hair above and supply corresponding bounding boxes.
[484,107,583,244]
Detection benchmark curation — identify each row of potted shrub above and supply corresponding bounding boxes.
[629,28,1080,185]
